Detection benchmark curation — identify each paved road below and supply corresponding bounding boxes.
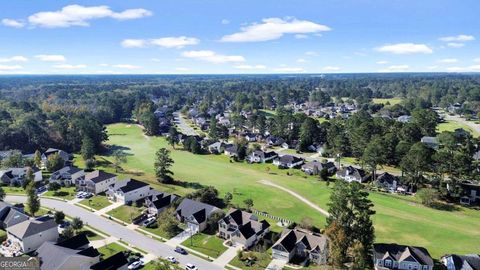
[173,111,198,136]
[5,196,222,270]
[442,113,480,136]
[258,180,330,217]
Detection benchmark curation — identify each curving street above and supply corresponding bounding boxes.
[5,195,223,270]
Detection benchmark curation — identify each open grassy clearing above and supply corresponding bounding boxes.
[85,123,480,257]
[437,120,480,137]
[106,205,144,223]
[181,233,227,258]
[372,97,404,106]
[97,242,128,258]
[229,250,272,270]
[43,186,76,200]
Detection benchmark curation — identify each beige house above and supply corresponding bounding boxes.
[77,170,117,194]
[7,217,59,253]
[272,228,328,265]
[218,209,270,248]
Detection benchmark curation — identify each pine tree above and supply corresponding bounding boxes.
[154,148,174,183]
[26,180,40,217]
[81,136,95,161]
[33,150,42,168]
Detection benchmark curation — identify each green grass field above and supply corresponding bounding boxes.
[106,205,144,223]
[182,233,227,258]
[229,250,272,270]
[43,187,76,200]
[85,123,480,257]
[79,195,112,210]
[98,242,128,258]
[372,97,404,106]
[437,120,480,137]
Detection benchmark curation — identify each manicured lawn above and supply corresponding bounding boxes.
[372,97,404,106]
[2,186,27,195]
[437,120,479,137]
[79,227,105,241]
[181,233,228,258]
[229,250,272,270]
[82,123,480,257]
[43,186,76,200]
[106,205,144,224]
[98,242,128,258]
[143,225,183,239]
[79,195,112,210]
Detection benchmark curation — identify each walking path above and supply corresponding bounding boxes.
[94,201,123,216]
[258,180,330,217]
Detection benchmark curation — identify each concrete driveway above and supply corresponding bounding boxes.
[6,195,223,270]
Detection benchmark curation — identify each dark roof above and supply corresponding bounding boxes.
[118,179,149,193]
[376,172,399,185]
[238,221,256,239]
[278,155,303,164]
[90,252,128,270]
[273,228,328,253]
[337,166,367,178]
[192,209,207,224]
[445,254,480,270]
[176,198,219,222]
[152,195,175,209]
[85,170,116,184]
[56,234,90,250]
[7,216,57,239]
[373,243,434,266]
[78,246,101,258]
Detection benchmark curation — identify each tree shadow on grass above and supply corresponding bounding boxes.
[172,180,206,190]
[430,201,460,212]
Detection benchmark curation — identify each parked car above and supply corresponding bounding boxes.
[185,263,198,270]
[58,221,70,228]
[76,192,86,199]
[84,192,93,198]
[142,217,156,227]
[128,261,142,270]
[166,256,177,263]
[174,247,187,255]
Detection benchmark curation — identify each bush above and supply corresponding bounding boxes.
[418,188,439,207]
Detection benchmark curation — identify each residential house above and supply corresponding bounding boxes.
[106,179,150,204]
[6,216,59,253]
[218,209,270,248]
[37,234,101,270]
[273,155,304,169]
[460,182,480,205]
[0,202,29,229]
[244,133,259,142]
[49,166,85,187]
[375,172,403,193]
[272,228,328,265]
[145,191,179,216]
[41,148,71,169]
[336,166,368,183]
[90,252,128,270]
[224,144,238,157]
[441,254,480,270]
[77,170,117,195]
[247,150,278,163]
[0,167,42,186]
[207,141,226,154]
[301,161,336,175]
[421,136,439,150]
[175,198,220,233]
[397,115,412,123]
[266,136,285,147]
[373,243,434,270]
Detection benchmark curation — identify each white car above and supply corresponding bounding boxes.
[185,263,198,270]
[165,256,177,263]
[142,217,156,227]
[128,261,142,270]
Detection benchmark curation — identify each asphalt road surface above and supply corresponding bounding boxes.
[5,195,223,270]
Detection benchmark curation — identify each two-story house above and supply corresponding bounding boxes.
[76,170,117,195]
[336,166,369,183]
[7,216,59,253]
[218,209,270,248]
[145,191,179,216]
[0,167,42,186]
[373,243,434,270]
[106,179,151,204]
[272,228,328,265]
[175,198,220,234]
[49,166,85,187]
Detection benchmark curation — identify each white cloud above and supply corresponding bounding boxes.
[0,56,28,63]
[121,39,147,48]
[221,19,230,25]
[376,60,389,64]
[234,64,266,70]
[446,65,480,72]
[305,51,318,56]
[35,54,66,62]
[294,34,309,39]
[181,50,245,63]
[437,58,458,63]
[439,35,475,42]
[122,36,199,49]
[150,58,161,62]
[2,19,25,28]
[273,67,304,73]
[378,65,410,72]
[220,17,331,42]
[322,66,341,71]
[150,36,199,48]
[427,65,439,70]
[376,43,433,54]
[0,65,23,71]
[53,64,87,69]
[296,58,307,63]
[447,42,465,48]
[27,5,152,28]
[112,64,141,69]
[474,58,480,63]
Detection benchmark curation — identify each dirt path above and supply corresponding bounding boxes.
[258,179,330,217]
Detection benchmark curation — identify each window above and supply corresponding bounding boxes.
[384,260,392,267]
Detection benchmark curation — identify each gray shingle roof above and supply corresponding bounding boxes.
[7,217,57,239]
[85,170,116,184]
[373,243,434,266]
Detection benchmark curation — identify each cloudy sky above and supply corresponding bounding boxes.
[0,0,479,74]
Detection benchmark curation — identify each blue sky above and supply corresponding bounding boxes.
[0,0,479,74]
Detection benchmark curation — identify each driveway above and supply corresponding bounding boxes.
[265,259,287,270]
[165,228,192,246]
[5,195,223,270]
[173,111,198,136]
[258,180,330,217]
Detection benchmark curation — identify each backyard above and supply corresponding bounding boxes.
[80,123,480,257]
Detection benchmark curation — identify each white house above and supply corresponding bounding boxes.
[7,217,59,253]
[49,166,85,187]
[247,150,278,163]
[0,167,42,186]
[373,243,434,270]
[273,155,304,169]
[106,179,151,204]
[175,198,220,233]
[77,170,117,195]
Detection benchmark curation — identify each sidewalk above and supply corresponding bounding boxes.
[265,259,287,270]
[212,244,242,267]
[94,201,123,216]
[165,228,192,246]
